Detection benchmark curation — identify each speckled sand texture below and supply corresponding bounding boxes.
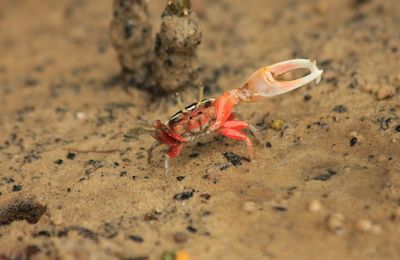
[0,0,400,259]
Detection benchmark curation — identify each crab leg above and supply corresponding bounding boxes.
[147,141,162,164]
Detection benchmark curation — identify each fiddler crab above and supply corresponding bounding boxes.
[140,59,323,176]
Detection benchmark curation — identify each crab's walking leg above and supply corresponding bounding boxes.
[228,113,262,142]
[247,124,262,142]
[147,142,162,164]
[218,120,255,159]
[163,144,184,177]
[164,154,169,178]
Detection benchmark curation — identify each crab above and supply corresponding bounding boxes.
[141,59,323,175]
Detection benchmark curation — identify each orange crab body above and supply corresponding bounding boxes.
[150,98,255,162]
[145,59,323,175]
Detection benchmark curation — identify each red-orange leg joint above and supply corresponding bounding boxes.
[218,120,255,159]
[166,144,184,159]
[211,92,238,131]
[152,120,186,145]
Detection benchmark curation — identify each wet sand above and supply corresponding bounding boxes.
[0,0,400,259]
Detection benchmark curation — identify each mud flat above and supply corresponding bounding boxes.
[0,0,400,259]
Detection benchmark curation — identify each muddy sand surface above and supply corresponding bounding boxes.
[1,0,400,259]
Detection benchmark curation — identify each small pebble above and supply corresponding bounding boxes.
[350,137,358,146]
[395,125,400,132]
[356,219,372,232]
[308,199,322,212]
[173,232,188,244]
[326,213,345,234]
[12,184,22,192]
[243,201,256,212]
[269,119,284,131]
[66,152,76,160]
[176,176,185,182]
[173,190,194,201]
[76,112,86,119]
[129,235,144,243]
[376,85,396,100]
[332,105,348,113]
[54,159,63,165]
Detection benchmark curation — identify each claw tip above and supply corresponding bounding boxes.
[315,69,323,84]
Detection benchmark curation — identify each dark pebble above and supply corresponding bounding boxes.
[189,152,199,158]
[24,78,39,87]
[219,164,230,171]
[120,171,127,177]
[186,226,197,233]
[312,168,337,181]
[0,195,46,225]
[272,206,288,212]
[144,210,161,221]
[2,177,15,184]
[395,125,400,132]
[58,226,98,241]
[332,105,348,113]
[265,142,272,148]
[129,235,144,243]
[12,184,22,192]
[54,159,63,165]
[33,230,51,237]
[176,176,185,181]
[173,232,188,243]
[66,152,76,160]
[303,94,312,102]
[350,137,358,146]
[86,159,102,168]
[200,194,211,200]
[223,152,243,166]
[380,118,391,130]
[173,190,194,201]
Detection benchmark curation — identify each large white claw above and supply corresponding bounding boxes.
[245,59,323,99]
[265,59,323,96]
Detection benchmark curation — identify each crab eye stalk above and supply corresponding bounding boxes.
[175,92,188,113]
[196,82,205,107]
